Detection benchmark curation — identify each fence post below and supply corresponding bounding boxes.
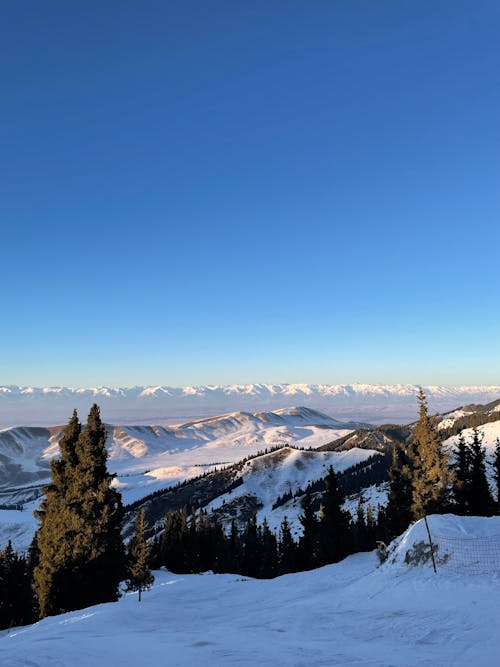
[424,514,437,574]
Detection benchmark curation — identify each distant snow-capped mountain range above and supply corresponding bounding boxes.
[1,383,499,427]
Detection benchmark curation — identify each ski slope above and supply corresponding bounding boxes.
[2,515,499,667]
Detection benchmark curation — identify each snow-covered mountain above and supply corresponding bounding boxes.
[0,407,358,547]
[3,515,499,667]
[1,383,500,426]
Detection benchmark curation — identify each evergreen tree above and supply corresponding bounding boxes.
[298,490,319,570]
[452,431,471,515]
[467,429,495,516]
[260,518,278,578]
[241,515,260,577]
[385,443,413,538]
[492,438,500,514]
[33,410,82,617]
[278,516,298,574]
[126,509,154,601]
[408,389,452,520]
[318,466,351,564]
[71,404,125,608]
[33,406,125,617]
[355,497,369,552]
[0,542,36,629]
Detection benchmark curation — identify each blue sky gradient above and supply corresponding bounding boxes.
[1,1,499,386]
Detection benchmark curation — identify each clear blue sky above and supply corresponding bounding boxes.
[1,1,499,386]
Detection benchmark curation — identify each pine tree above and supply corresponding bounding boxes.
[33,410,82,617]
[492,438,500,514]
[298,490,319,570]
[318,466,351,564]
[241,515,260,577]
[127,509,154,601]
[0,542,36,629]
[71,404,125,608]
[408,388,452,520]
[385,443,413,538]
[260,518,278,578]
[452,431,471,515]
[355,497,369,552]
[467,429,495,516]
[278,516,298,575]
[33,406,125,617]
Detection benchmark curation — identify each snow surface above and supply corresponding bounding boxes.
[2,515,499,667]
[2,383,500,426]
[443,420,500,455]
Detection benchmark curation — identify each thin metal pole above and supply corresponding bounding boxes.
[424,514,437,574]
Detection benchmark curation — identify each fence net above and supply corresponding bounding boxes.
[432,533,500,575]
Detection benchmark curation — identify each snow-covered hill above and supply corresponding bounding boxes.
[2,383,500,426]
[0,407,357,549]
[2,515,499,667]
[203,446,381,535]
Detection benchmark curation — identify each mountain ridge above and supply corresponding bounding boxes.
[2,383,500,427]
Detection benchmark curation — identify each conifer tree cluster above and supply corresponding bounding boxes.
[150,464,387,579]
[386,390,500,542]
[0,541,36,630]
[452,428,496,516]
[33,405,126,617]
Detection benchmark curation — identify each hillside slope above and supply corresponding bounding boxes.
[2,515,499,667]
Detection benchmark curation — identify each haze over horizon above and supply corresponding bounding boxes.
[1,2,499,387]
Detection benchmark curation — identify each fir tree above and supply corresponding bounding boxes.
[278,516,298,574]
[241,515,260,577]
[260,518,278,578]
[408,389,452,519]
[452,431,471,515]
[33,410,82,617]
[298,490,319,570]
[0,542,36,630]
[467,429,495,516]
[127,509,154,601]
[492,438,500,514]
[318,466,351,564]
[33,406,125,617]
[71,404,125,608]
[385,443,413,538]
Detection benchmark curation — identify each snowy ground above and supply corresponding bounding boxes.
[2,515,499,667]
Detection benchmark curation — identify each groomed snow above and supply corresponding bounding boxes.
[2,515,499,667]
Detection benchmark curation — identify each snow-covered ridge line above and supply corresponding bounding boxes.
[2,383,500,399]
[2,384,499,428]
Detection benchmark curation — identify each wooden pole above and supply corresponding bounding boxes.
[424,514,437,574]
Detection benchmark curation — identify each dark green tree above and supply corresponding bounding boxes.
[0,542,36,630]
[385,443,413,538]
[298,490,319,570]
[452,431,471,515]
[493,438,500,514]
[277,516,298,574]
[318,466,351,564]
[241,515,261,577]
[33,406,125,617]
[71,404,125,609]
[467,429,495,516]
[260,518,278,578]
[33,410,82,617]
[126,509,154,601]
